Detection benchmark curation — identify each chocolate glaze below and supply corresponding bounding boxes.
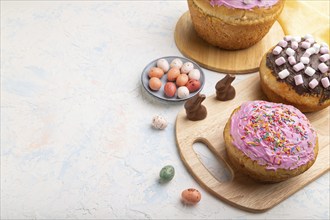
[266,38,330,103]
[184,93,207,121]
[215,74,236,101]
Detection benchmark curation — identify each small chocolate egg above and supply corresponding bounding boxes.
[170,58,183,69]
[149,77,162,91]
[188,69,201,80]
[181,62,194,74]
[181,188,201,205]
[152,115,167,130]
[176,74,189,87]
[159,165,175,181]
[177,86,190,99]
[164,82,176,97]
[167,67,180,82]
[186,79,201,92]
[149,67,164,79]
[157,59,170,72]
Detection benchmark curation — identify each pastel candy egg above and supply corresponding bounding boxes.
[159,165,175,181]
[149,77,162,91]
[181,188,201,205]
[181,62,194,74]
[188,69,201,80]
[152,115,167,130]
[177,86,190,99]
[170,58,183,69]
[167,67,180,82]
[157,59,170,72]
[148,67,164,79]
[176,74,189,87]
[186,79,201,92]
[164,82,176,97]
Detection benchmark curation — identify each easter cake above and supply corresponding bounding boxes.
[224,100,318,182]
[187,0,285,50]
[260,35,330,112]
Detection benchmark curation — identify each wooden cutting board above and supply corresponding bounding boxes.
[174,12,285,74]
[175,74,330,212]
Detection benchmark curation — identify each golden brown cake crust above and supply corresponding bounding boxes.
[188,0,285,50]
[224,107,318,183]
[259,51,330,112]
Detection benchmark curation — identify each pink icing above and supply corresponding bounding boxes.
[230,101,317,171]
[210,0,279,10]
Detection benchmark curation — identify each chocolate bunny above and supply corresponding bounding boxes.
[184,94,207,121]
[215,74,236,101]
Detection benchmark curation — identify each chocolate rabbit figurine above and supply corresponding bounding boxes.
[215,74,236,101]
[184,94,207,121]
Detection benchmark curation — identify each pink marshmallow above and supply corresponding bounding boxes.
[320,47,329,54]
[291,41,299,50]
[278,40,288,48]
[273,46,282,55]
[293,62,305,72]
[318,63,329,73]
[275,57,286,66]
[288,56,296,65]
[294,74,304,85]
[321,77,330,88]
[309,79,319,89]
[284,35,292,41]
[319,54,330,62]
[301,41,311,49]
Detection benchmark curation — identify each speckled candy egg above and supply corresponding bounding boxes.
[151,115,167,130]
[181,62,194,74]
[181,188,201,205]
[176,74,189,87]
[167,67,180,82]
[188,69,201,80]
[159,165,175,181]
[177,86,190,99]
[148,67,164,79]
[170,58,183,69]
[186,79,201,92]
[164,82,177,97]
[157,59,170,72]
[149,77,162,91]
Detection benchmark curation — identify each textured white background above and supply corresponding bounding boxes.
[1,1,329,219]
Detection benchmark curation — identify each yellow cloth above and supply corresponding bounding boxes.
[278,0,330,45]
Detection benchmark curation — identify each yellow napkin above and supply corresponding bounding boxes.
[278,0,330,45]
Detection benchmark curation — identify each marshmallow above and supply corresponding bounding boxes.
[304,34,313,39]
[320,47,329,54]
[304,66,316,76]
[301,41,311,49]
[306,47,316,55]
[321,77,330,88]
[300,57,310,64]
[278,69,290,79]
[321,42,329,48]
[313,43,321,53]
[309,79,319,89]
[291,41,299,50]
[288,56,297,65]
[273,46,283,55]
[305,38,315,44]
[286,48,295,56]
[275,57,286,66]
[278,40,288,48]
[294,74,304,85]
[292,36,302,42]
[293,62,305,72]
[320,54,330,62]
[284,35,292,41]
[302,52,312,58]
[318,63,329,73]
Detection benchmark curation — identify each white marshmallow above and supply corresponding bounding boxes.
[291,41,299,50]
[278,69,290,79]
[301,41,311,49]
[306,47,316,55]
[320,54,330,62]
[278,40,288,48]
[321,42,329,48]
[294,74,304,85]
[292,36,302,42]
[304,66,315,76]
[321,77,330,88]
[313,43,321,53]
[306,38,315,44]
[288,56,297,65]
[275,57,286,66]
[309,79,319,89]
[300,57,310,64]
[302,52,312,57]
[293,62,305,72]
[320,47,329,54]
[318,63,329,73]
[284,35,292,41]
[273,46,283,55]
[286,48,295,56]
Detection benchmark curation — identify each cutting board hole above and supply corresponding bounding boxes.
[193,142,232,182]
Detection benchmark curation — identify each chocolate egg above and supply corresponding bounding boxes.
[149,67,164,79]
[176,74,189,87]
[152,115,167,130]
[149,77,162,91]
[181,188,201,205]
[177,86,190,99]
[167,67,180,82]
[170,58,183,69]
[164,82,177,97]
[186,79,201,92]
[188,69,201,80]
[181,62,194,74]
[157,59,170,72]
[159,165,175,181]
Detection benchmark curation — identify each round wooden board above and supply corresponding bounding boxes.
[174,12,285,74]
